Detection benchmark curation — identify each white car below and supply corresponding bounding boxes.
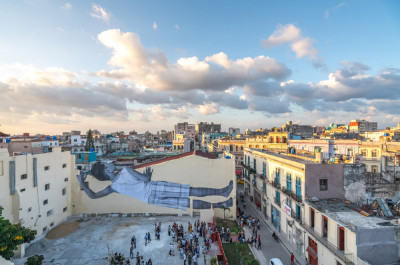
[269,258,284,265]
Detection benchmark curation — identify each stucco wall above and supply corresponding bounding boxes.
[305,164,345,199]
[72,154,236,219]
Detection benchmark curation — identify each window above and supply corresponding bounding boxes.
[47,210,53,216]
[24,145,28,149]
[62,163,67,168]
[77,165,82,170]
[361,150,367,157]
[43,199,48,205]
[74,139,77,142]
[372,150,377,158]
[45,184,50,191]
[63,207,68,212]
[21,174,27,180]
[371,166,378,173]
[50,222,54,227]
[320,179,328,191]
[62,188,66,196]
[286,173,292,191]
[44,166,50,171]
[20,188,26,192]
[323,216,328,238]
[64,177,68,182]
[77,154,82,159]
[28,207,32,212]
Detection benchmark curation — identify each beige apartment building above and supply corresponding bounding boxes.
[243,148,397,265]
[0,147,77,257]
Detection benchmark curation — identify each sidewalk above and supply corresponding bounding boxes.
[243,197,306,265]
[242,226,268,265]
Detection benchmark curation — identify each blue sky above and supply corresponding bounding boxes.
[0,0,399,134]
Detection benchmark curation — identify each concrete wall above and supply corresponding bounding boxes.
[305,164,345,199]
[356,228,398,265]
[71,154,236,219]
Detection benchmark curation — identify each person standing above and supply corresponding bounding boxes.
[183,252,187,265]
[291,253,295,265]
[144,233,148,246]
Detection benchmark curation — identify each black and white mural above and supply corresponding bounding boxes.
[77,162,233,210]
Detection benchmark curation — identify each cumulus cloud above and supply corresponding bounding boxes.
[262,24,323,65]
[96,29,291,92]
[198,103,220,115]
[90,4,111,23]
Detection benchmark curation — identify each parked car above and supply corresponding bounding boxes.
[269,258,283,265]
[237,178,244,184]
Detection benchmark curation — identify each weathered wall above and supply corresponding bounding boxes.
[72,154,236,219]
[305,164,345,199]
[344,164,367,203]
[357,228,398,265]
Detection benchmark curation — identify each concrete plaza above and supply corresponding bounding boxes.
[12,215,218,265]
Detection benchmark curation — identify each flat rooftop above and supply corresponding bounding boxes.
[251,148,318,165]
[12,215,217,265]
[308,199,396,230]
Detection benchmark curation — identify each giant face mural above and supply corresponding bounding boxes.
[77,162,233,211]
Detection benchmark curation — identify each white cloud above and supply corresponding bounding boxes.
[90,4,111,23]
[61,3,72,10]
[261,24,301,47]
[325,2,345,18]
[153,22,158,30]
[262,23,322,65]
[175,24,180,30]
[291,37,318,59]
[96,29,291,92]
[198,103,220,115]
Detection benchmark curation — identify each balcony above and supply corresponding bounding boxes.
[290,193,302,203]
[291,211,302,224]
[301,222,354,264]
[272,180,281,189]
[273,197,281,207]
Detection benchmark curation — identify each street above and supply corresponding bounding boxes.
[237,184,292,265]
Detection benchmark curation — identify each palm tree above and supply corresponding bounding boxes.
[221,206,231,220]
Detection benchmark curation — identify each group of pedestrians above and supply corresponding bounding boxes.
[168,220,212,265]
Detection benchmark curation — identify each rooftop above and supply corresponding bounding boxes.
[308,199,396,231]
[249,148,318,165]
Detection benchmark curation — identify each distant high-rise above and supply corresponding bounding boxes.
[174,122,196,141]
[349,119,377,133]
[195,122,221,134]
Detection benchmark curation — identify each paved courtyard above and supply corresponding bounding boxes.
[12,215,217,265]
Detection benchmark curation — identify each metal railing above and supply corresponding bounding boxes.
[301,222,354,264]
[272,180,281,189]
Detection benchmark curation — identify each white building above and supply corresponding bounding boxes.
[0,147,78,257]
[349,120,378,134]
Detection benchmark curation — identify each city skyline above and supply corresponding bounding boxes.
[1,1,400,134]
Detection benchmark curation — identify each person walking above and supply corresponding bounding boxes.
[183,252,187,265]
[144,233,148,246]
[130,244,134,259]
[291,253,295,265]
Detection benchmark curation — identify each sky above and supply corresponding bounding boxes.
[0,0,400,134]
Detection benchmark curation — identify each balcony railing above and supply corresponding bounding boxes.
[273,197,281,207]
[301,222,354,264]
[272,180,281,189]
[291,211,302,224]
[290,192,302,203]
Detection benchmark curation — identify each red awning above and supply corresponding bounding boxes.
[306,246,317,258]
[236,169,242,175]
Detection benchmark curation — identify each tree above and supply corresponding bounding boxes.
[25,255,44,265]
[0,206,36,260]
[221,206,230,220]
[85,129,95,152]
